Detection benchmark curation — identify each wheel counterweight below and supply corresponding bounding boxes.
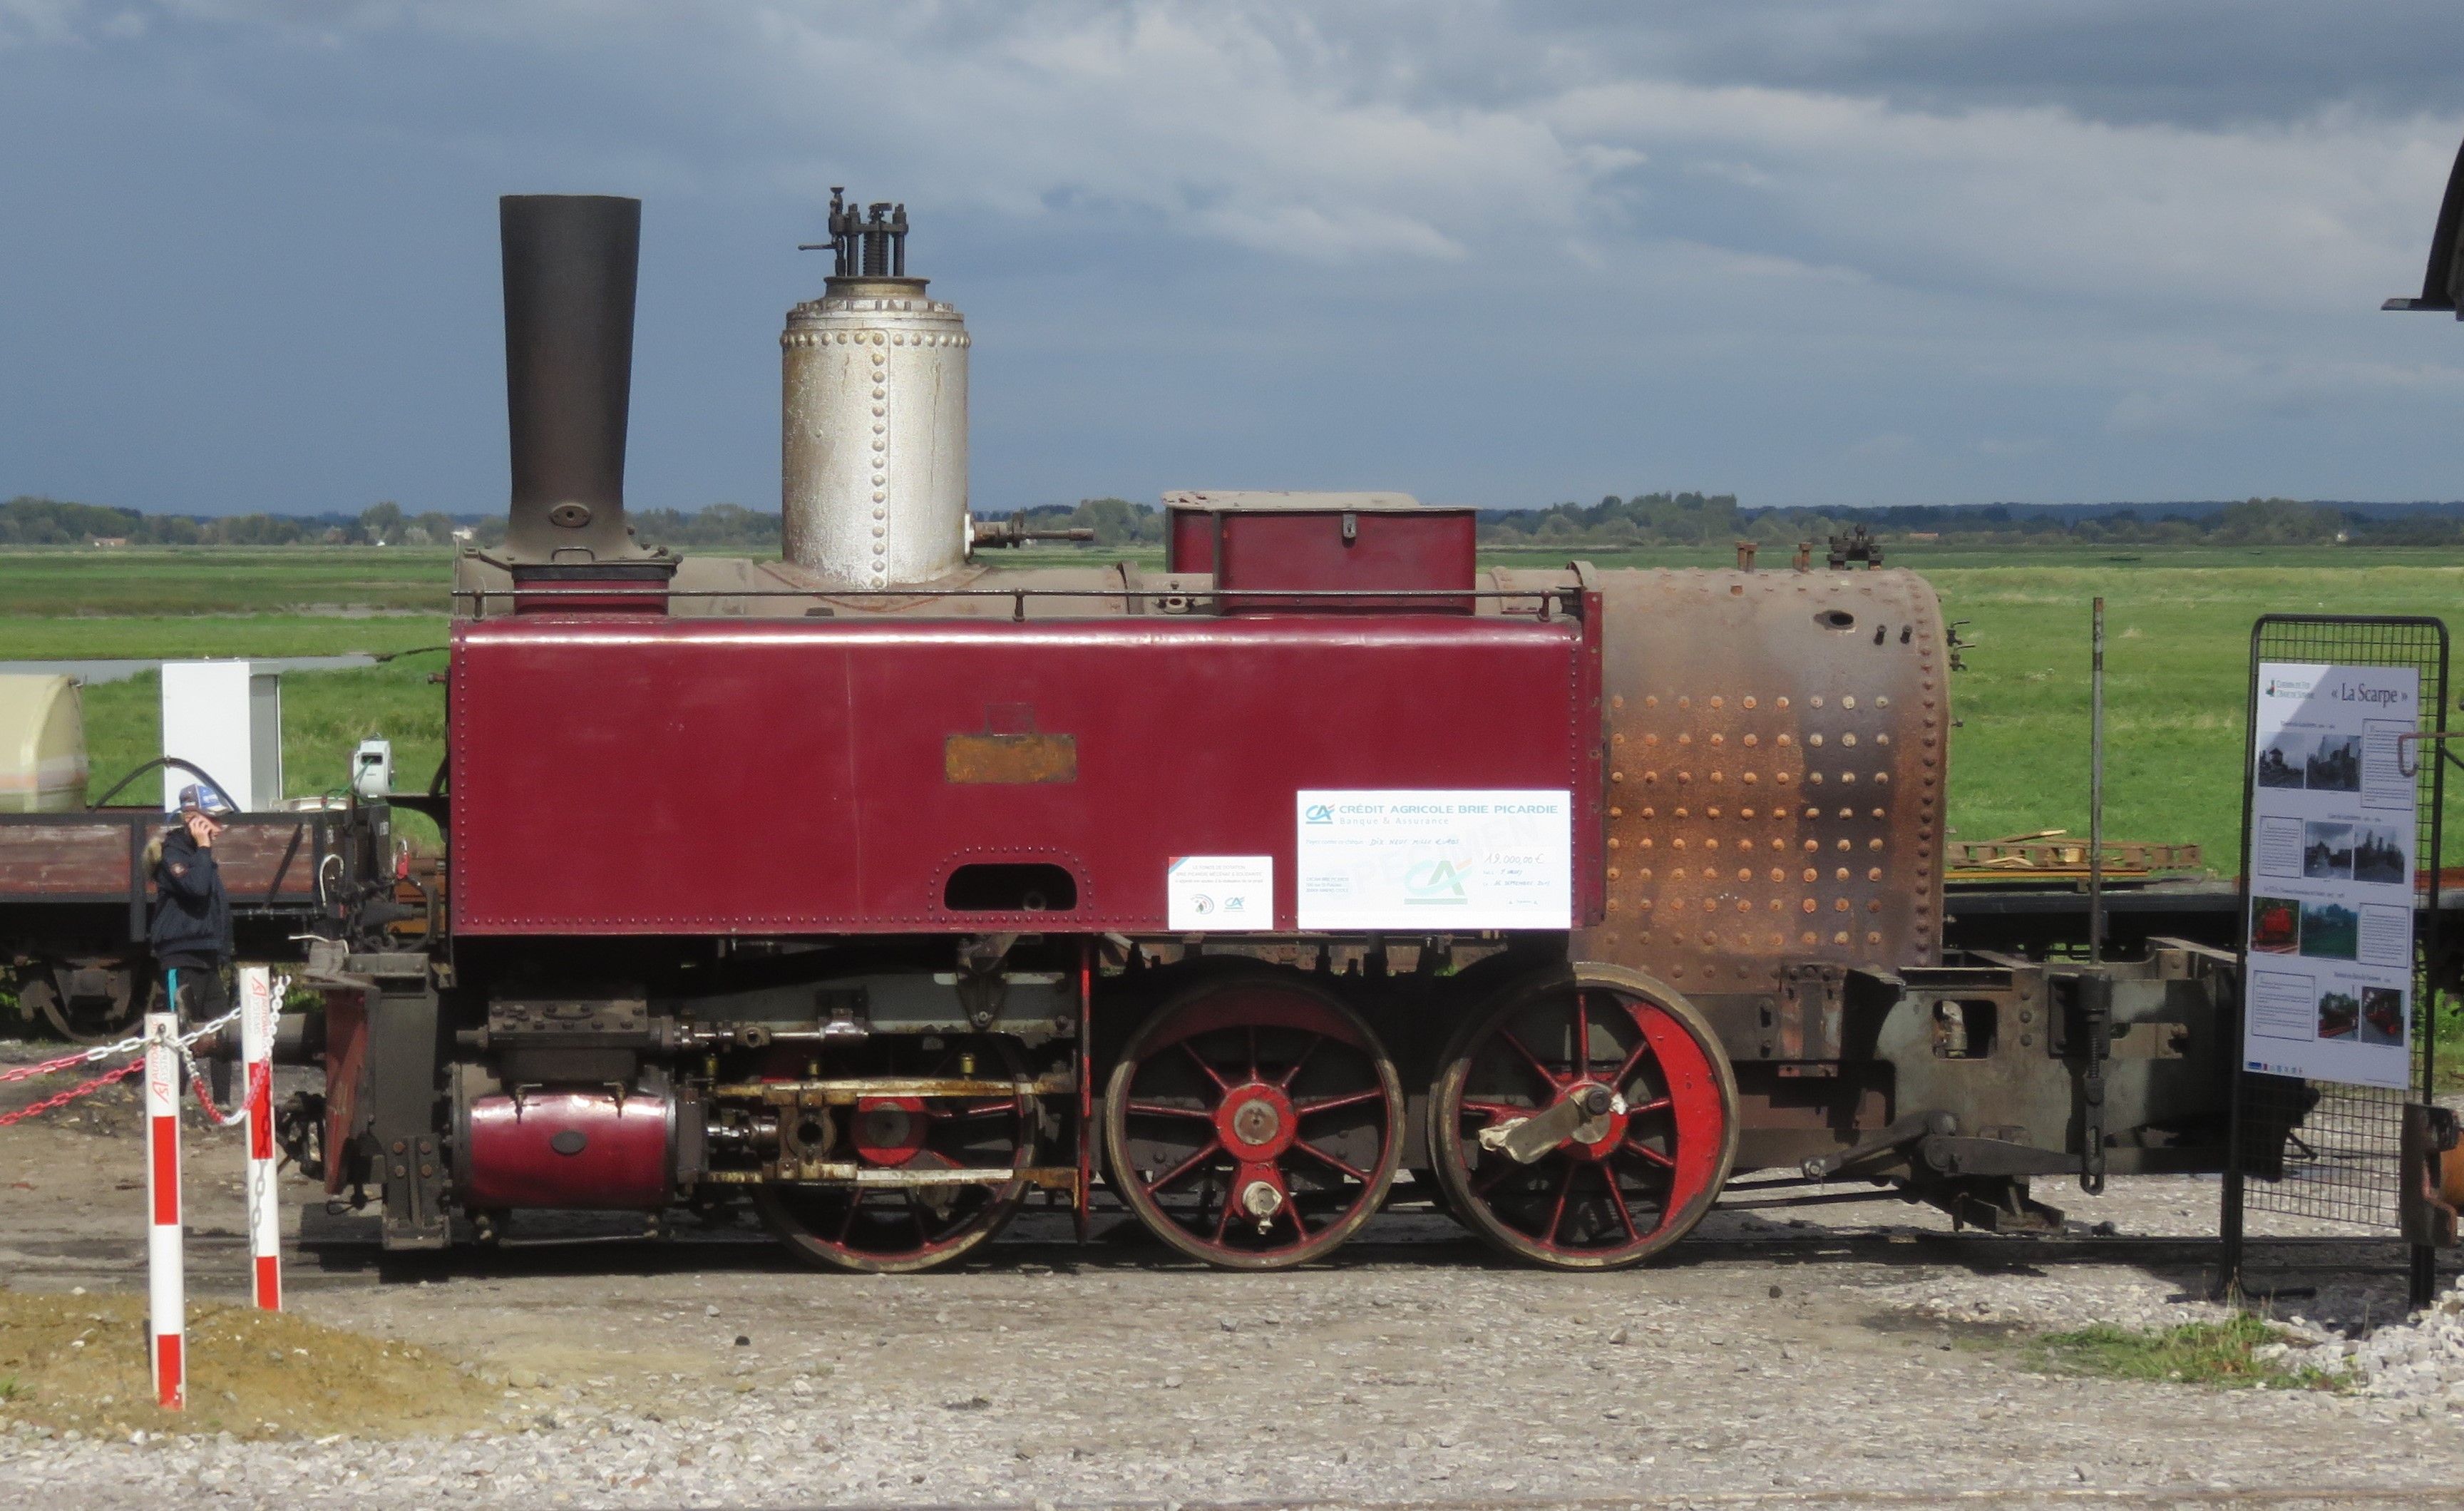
[1104,973,1403,1269]
[1430,965,1737,1270]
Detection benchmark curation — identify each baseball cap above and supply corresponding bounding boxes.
[176,783,235,817]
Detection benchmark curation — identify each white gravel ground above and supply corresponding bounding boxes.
[8,1040,2464,1509]
[6,1203,2464,1510]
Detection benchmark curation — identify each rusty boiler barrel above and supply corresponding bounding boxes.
[1574,566,1951,993]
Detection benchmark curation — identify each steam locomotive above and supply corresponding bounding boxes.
[260,194,2237,1273]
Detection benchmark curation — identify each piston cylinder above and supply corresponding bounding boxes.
[781,269,970,590]
[458,1089,677,1211]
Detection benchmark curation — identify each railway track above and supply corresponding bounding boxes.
[4,1209,2438,1290]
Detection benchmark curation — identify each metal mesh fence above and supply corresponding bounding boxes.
[2232,616,2448,1230]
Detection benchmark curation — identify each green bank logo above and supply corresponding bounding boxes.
[1404,858,1470,905]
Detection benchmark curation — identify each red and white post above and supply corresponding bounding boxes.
[239,966,282,1311]
[142,1008,185,1410]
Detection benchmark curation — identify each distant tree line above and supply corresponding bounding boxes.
[1485,494,2464,549]
[11,491,2464,554]
[0,496,493,548]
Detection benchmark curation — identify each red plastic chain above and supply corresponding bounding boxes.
[0,1043,137,1084]
[183,1065,247,1129]
[0,1050,103,1083]
[0,1057,143,1127]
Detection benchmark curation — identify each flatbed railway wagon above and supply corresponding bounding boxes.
[7,195,2257,1272]
[0,784,371,1042]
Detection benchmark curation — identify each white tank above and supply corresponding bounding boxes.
[0,674,88,813]
[782,194,970,589]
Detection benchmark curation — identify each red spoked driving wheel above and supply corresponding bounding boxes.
[1430,965,1736,1270]
[754,1037,1035,1274]
[1104,973,1403,1269]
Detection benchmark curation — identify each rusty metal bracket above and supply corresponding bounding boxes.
[1801,1109,1955,1179]
[2076,970,2112,1195]
[1919,1134,2075,1179]
[2394,729,2464,778]
[2402,1102,2463,1248]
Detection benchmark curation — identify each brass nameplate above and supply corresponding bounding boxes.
[945,732,1077,784]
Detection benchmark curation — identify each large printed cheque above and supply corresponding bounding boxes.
[1295,790,1571,931]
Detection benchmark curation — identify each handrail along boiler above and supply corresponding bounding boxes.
[269,194,2238,1271]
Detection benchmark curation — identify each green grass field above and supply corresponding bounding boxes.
[6,544,2462,871]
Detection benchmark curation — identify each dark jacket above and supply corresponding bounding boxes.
[150,822,232,964]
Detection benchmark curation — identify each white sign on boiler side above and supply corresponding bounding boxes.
[1295,790,1571,931]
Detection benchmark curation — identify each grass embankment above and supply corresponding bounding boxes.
[0,547,453,616]
[1929,562,2464,866]
[2028,1315,2347,1391]
[0,548,456,804]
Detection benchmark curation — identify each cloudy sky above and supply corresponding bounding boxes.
[4,1,2463,516]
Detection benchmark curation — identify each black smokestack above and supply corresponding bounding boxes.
[500,195,647,563]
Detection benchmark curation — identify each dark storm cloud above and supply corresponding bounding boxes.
[1,1,2461,516]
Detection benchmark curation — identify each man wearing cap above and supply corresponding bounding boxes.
[150,783,235,1028]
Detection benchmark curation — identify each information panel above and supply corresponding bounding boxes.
[1295,790,1571,931]
[1165,856,1274,931]
[2242,662,2420,1090]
